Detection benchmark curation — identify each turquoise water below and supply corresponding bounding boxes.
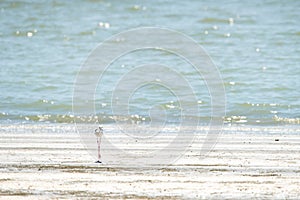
[0,0,299,125]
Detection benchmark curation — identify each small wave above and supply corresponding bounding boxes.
[273,115,300,124]
[224,115,247,124]
[199,17,233,24]
[78,30,96,36]
[128,5,146,11]
[237,102,290,108]
[1,112,299,126]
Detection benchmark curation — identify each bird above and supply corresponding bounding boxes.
[94,126,103,163]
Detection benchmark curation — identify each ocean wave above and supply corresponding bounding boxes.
[0,112,299,126]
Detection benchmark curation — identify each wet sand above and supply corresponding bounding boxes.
[1,124,300,199]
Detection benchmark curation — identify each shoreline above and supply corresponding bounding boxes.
[1,124,300,199]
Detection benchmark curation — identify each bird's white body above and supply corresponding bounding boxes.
[94,126,103,138]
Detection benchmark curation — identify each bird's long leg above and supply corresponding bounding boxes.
[97,137,101,161]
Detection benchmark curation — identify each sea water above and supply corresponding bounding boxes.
[0,0,299,126]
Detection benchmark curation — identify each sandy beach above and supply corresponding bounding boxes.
[1,124,300,199]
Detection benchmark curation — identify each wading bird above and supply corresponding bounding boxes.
[94,126,103,163]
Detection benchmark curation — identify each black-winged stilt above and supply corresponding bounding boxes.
[94,126,103,163]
